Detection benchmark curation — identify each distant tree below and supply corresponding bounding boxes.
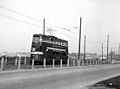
[110,51,116,56]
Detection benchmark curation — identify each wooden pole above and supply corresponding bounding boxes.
[78,17,82,66]
[102,43,103,61]
[83,35,86,65]
[107,35,109,60]
[111,48,113,63]
[43,18,45,35]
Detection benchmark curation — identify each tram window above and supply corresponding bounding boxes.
[33,37,40,43]
[40,46,42,51]
[35,48,39,51]
[64,43,67,46]
[61,52,66,55]
[40,37,42,41]
[51,38,53,41]
[32,48,36,52]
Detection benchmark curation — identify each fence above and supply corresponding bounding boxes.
[0,56,112,71]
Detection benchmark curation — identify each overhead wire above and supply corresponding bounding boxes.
[0,12,77,39]
[0,7,43,22]
[0,9,108,47]
[87,40,106,48]
[0,7,77,35]
[0,13,42,27]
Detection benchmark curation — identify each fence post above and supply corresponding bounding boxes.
[73,60,75,66]
[1,57,4,71]
[94,60,96,65]
[86,60,88,65]
[60,59,63,67]
[15,57,17,66]
[18,56,21,70]
[43,58,46,68]
[52,59,55,68]
[67,59,69,67]
[77,60,80,66]
[32,58,34,69]
[98,60,100,64]
[97,59,98,65]
[88,60,90,65]
[4,56,7,66]
[24,57,27,65]
[91,59,92,65]
[81,59,83,66]
[93,60,95,65]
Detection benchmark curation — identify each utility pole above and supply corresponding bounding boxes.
[43,18,45,35]
[111,48,112,63]
[102,43,103,60]
[118,43,120,60]
[78,17,82,66]
[116,50,118,60]
[107,35,109,61]
[83,35,86,65]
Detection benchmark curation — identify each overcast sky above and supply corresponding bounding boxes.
[0,0,120,54]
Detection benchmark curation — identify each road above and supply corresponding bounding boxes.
[1,64,120,89]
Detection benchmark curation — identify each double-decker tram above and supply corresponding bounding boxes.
[31,34,68,65]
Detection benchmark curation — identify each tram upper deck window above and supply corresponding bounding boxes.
[40,36,42,42]
[33,35,42,43]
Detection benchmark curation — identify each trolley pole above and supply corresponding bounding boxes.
[78,17,82,66]
[43,18,45,35]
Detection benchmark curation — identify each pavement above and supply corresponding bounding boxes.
[0,64,120,89]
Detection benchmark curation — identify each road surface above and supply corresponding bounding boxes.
[1,64,120,89]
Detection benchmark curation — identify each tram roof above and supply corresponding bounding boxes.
[33,34,68,43]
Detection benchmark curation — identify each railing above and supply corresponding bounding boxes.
[0,56,113,71]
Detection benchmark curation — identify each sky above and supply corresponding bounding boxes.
[0,0,120,54]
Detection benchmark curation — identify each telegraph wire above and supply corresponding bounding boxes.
[87,40,106,48]
[87,41,100,47]
[0,7,43,22]
[0,11,109,45]
[0,13,42,27]
[0,7,77,35]
[0,12,77,39]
